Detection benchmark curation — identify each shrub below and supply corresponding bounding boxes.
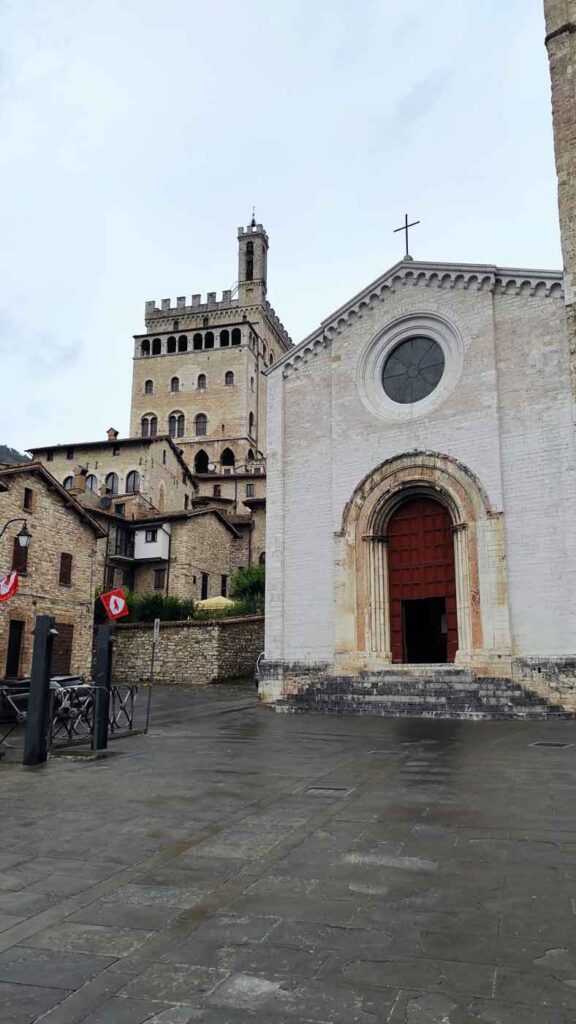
[94,590,195,624]
[231,564,265,601]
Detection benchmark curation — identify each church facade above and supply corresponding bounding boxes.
[261,258,576,709]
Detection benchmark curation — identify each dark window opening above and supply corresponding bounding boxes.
[201,573,209,600]
[23,487,33,511]
[145,529,158,543]
[213,484,221,497]
[221,447,235,468]
[154,568,166,590]
[12,537,28,575]
[105,565,116,588]
[167,336,176,354]
[231,328,241,346]
[126,470,140,493]
[195,413,207,437]
[246,483,254,497]
[63,476,73,490]
[66,449,74,460]
[105,472,119,495]
[141,339,150,356]
[171,376,180,392]
[178,335,188,352]
[205,331,214,349]
[112,445,120,456]
[194,449,209,474]
[115,503,126,516]
[259,551,266,565]
[246,240,254,281]
[193,333,203,350]
[59,552,72,586]
[220,329,229,347]
[221,575,228,597]
[225,371,234,386]
[152,338,162,355]
[145,379,153,394]
[197,374,206,390]
[47,451,54,462]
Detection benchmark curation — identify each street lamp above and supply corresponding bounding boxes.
[0,519,32,546]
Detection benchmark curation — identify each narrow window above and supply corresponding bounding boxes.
[193,333,203,350]
[220,329,229,347]
[63,476,73,490]
[105,565,115,588]
[47,451,54,462]
[122,568,133,587]
[115,503,126,516]
[162,450,167,465]
[213,484,221,497]
[66,449,74,460]
[246,240,254,281]
[141,339,150,356]
[152,338,162,355]
[59,552,73,586]
[184,494,189,510]
[231,328,241,346]
[205,331,214,349]
[154,568,166,590]
[248,411,255,435]
[145,379,153,394]
[221,575,228,597]
[197,373,206,390]
[150,415,157,437]
[221,447,235,469]
[23,487,33,512]
[145,528,158,543]
[105,472,119,495]
[141,417,149,438]
[126,470,140,493]
[259,551,266,565]
[246,483,255,497]
[167,336,176,354]
[112,445,120,456]
[201,573,209,600]
[171,376,180,392]
[250,376,254,391]
[178,335,188,352]
[194,449,209,473]
[195,413,207,437]
[173,320,179,331]
[225,371,234,386]
[86,474,97,491]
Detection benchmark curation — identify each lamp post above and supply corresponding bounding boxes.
[0,520,32,548]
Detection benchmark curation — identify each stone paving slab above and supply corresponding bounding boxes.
[1,684,576,1022]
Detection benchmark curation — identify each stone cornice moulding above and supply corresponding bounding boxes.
[269,259,564,378]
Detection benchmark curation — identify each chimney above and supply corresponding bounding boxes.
[107,427,119,441]
[69,466,87,495]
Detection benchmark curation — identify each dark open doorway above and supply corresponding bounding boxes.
[403,597,447,663]
[5,620,25,678]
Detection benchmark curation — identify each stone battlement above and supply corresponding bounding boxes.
[145,290,238,317]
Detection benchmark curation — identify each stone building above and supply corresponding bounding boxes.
[545,1,576,379]
[28,429,196,515]
[261,257,576,709]
[0,463,104,679]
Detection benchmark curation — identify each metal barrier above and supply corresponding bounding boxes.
[48,682,150,748]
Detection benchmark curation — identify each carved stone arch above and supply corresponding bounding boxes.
[335,452,509,669]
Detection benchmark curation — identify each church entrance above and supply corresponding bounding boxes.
[388,497,458,663]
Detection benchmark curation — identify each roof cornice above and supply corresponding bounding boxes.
[266,259,564,378]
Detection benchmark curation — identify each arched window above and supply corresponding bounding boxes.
[141,339,150,357]
[169,412,185,438]
[221,447,235,468]
[193,333,203,350]
[259,551,266,565]
[63,476,73,490]
[194,449,209,474]
[141,414,157,438]
[105,472,119,495]
[167,336,176,354]
[144,379,153,394]
[126,470,140,494]
[248,412,255,435]
[171,376,180,392]
[197,373,206,390]
[195,413,207,437]
[220,329,229,347]
[246,240,254,281]
[225,371,234,387]
[86,474,98,491]
[269,354,274,366]
[231,328,241,346]
[178,335,188,352]
[205,331,214,349]
[152,338,162,355]
[247,449,254,461]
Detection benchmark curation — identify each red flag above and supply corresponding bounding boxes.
[99,588,130,621]
[0,571,19,603]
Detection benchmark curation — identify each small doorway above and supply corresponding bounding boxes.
[5,620,25,678]
[403,597,447,663]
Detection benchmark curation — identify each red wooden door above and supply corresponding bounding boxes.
[388,497,457,662]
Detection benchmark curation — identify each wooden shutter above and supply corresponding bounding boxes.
[59,553,73,585]
[52,623,74,675]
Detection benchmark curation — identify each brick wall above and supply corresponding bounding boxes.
[112,615,264,685]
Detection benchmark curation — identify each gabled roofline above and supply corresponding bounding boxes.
[265,257,564,377]
[27,435,195,486]
[0,463,107,537]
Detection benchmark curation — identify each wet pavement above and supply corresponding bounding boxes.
[0,683,576,1022]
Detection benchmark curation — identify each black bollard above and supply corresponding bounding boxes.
[22,615,56,766]
[92,624,113,751]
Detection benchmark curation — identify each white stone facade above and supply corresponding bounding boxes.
[263,259,576,701]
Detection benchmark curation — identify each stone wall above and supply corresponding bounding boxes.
[545,1,576,378]
[112,615,264,686]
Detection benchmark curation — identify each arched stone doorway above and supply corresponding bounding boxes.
[388,496,457,663]
[335,452,512,672]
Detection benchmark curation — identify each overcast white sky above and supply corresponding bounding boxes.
[0,0,560,452]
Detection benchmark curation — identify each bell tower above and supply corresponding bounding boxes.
[237,217,268,304]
